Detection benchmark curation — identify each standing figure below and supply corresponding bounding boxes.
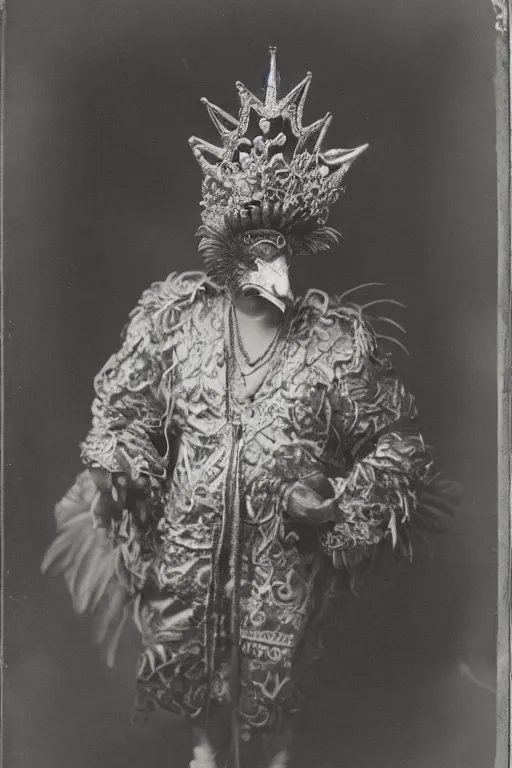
[43,47,452,768]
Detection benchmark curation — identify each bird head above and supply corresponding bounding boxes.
[197,206,340,312]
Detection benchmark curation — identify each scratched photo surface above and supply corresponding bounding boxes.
[4,1,497,767]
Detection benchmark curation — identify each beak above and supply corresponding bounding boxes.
[241,254,293,313]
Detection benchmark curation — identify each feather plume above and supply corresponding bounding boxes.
[42,470,133,667]
[286,225,341,258]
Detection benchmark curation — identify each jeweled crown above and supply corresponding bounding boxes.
[189,47,368,231]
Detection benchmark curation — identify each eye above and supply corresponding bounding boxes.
[243,234,252,245]
[276,234,286,249]
[243,253,258,270]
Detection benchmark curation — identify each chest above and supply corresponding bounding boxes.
[171,319,336,444]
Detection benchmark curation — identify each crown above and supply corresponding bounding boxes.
[189,46,368,232]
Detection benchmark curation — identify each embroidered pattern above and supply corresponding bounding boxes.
[53,271,434,739]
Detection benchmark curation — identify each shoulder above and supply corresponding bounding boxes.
[125,271,221,343]
[132,271,217,319]
[293,290,416,418]
[292,289,380,374]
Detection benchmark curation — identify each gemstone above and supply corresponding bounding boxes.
[259,118,271,134]
[239,152,251,169]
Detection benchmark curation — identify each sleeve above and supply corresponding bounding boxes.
[42,273,209,650]
[319,314,433,561]
[80,286,174,486]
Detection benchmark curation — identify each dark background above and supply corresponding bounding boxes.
[4,1,498,767]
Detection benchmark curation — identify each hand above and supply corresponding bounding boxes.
[88,468,130,505]
[287,471,337,524]
[89,469,149,501]
[88,468,121,526]
[88,469,148,525]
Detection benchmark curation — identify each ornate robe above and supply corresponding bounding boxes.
[53,271,432,740]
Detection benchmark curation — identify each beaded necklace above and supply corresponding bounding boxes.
[229,303,283,375]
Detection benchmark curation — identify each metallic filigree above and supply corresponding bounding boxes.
[44,272,446,742]
[189,47,368,229]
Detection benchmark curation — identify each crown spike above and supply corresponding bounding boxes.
[189,136,225,159]
[323,144,370,188]
[201,98,239,141]
[276,72,313,129]
[320,144,369,167]
[235,80,264,134]
[294,112,332,155]
[188,136,225,175]
[313,113,333,152]
[264,46,279,108]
